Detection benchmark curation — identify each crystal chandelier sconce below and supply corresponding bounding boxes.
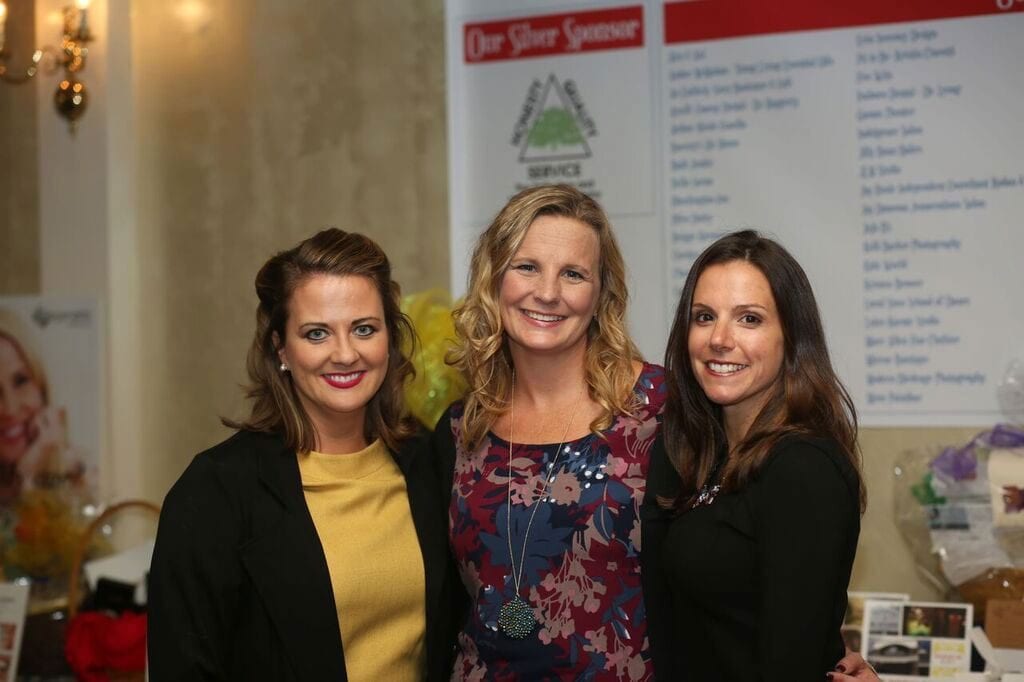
[0,0,94,132]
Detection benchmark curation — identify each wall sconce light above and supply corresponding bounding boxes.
[0,0,94,132]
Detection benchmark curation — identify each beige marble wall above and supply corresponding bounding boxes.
[132,0,449,497]
[0,0,40,294]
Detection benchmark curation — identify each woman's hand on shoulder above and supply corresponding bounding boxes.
[828,650,879,682]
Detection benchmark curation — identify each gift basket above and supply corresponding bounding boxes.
[1,487,99,677]
[65,500,159,682]
[894,361,1024,622]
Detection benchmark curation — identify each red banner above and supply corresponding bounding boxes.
[664,0,1022,44]
[464,6,644,63]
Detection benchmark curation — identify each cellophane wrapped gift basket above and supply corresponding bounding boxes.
[894,361,1024,622]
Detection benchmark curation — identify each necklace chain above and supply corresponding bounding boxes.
[505,370,585,599]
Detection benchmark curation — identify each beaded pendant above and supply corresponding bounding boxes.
[498,596,536,638]
[694,483,722,507]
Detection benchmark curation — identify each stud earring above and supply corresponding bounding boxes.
[279,362,289,372]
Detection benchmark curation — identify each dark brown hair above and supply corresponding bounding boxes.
[663,230,864,510]
[224,228,416,452]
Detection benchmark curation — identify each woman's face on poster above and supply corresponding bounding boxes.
[0,335,45,464]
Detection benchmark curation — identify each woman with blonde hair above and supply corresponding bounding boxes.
[0,308,83,501]
[149,228,460,681]
[434,184,666,679]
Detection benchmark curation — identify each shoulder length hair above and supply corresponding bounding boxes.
[449,184,642,450]
[662,230,864,510]
[224,228,416,453]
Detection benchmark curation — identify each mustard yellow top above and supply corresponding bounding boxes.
[298,439,426,681]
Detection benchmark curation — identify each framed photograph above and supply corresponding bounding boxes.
[862,600,972,680]
[843,592,910,653]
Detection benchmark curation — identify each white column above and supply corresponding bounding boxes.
[35,0,142,502]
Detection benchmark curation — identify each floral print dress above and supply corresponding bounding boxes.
[442,363,665,681]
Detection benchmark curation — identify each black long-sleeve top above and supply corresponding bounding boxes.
[640,434,860,681]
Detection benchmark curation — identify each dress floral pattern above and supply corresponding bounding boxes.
[446,363,666,681]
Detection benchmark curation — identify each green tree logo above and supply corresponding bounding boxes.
[517,75,592,162]
[528,108,584,150]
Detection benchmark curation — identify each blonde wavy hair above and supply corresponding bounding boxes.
[450,184,642,450]
[0,308,50,407]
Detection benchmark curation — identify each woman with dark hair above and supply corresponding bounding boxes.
[149,228,459,681]
[641,229,865,681]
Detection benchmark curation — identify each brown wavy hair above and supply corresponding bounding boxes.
[224,228,416,452]
[449,184,642,450]
[662,230,864,510]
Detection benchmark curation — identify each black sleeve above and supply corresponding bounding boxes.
[640,435,683,681]
[148,454,242,681]
[752,440,860,681]
[429,404,458,506]
[426,404,471,665]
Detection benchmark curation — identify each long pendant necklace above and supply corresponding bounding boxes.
[498,370,584,639]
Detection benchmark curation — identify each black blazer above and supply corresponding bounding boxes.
[148,429,459,682]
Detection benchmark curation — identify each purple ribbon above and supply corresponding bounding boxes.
[984,423,1024,449]
[930,424,1024,482]
[931,446,977,482]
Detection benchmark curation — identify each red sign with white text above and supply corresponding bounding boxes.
[464,6,644,63]
[664,0,1022,44]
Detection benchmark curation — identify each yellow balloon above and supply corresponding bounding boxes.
[401,290,467,429]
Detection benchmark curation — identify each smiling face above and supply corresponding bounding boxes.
[499,214,601,359]
[277,274,389,448]
[0,336,45,465]
[687,260,785,441]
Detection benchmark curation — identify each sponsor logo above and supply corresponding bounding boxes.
[510,74,600,192]
[32,306,92,328]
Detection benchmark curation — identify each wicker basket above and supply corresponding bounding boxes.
[67,500,160,681]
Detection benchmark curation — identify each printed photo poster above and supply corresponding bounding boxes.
[0,296,102,589]
[862,600,972,680]
[0,583,29,681]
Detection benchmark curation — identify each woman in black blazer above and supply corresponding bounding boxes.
[148,229,461,681]
[642,230,867,681]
